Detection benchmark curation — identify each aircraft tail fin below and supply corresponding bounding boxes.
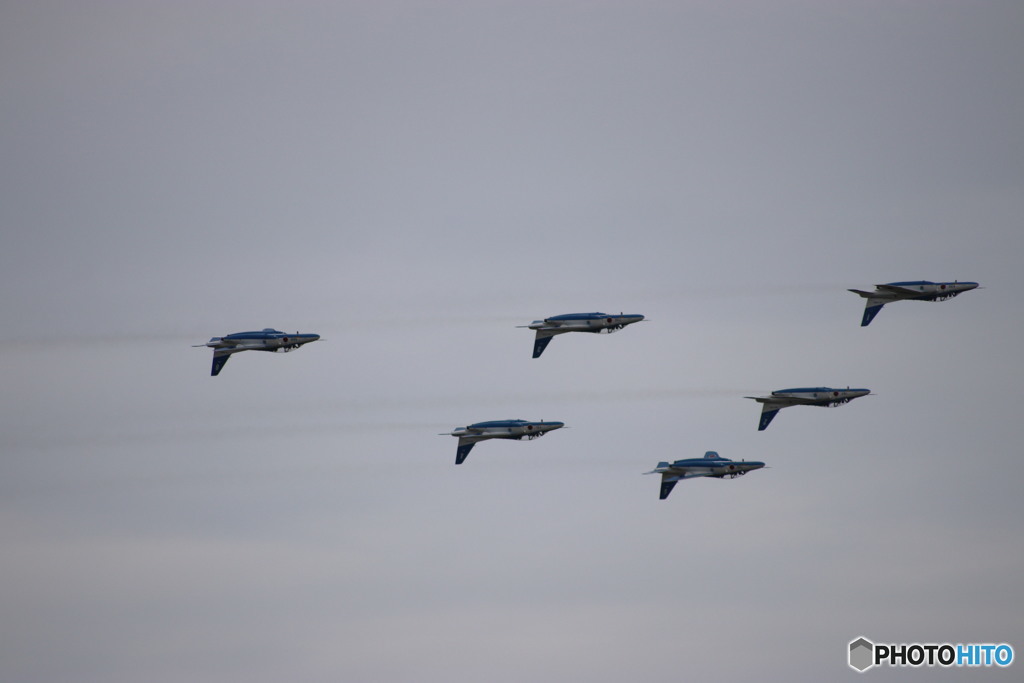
[849,289,888,326]
[211,350,232,376]
[659,476,679,500]
[758,408,780,431]
[703,451,719,459]
[860,303,885,327]
[455,439,475,465]
[532,331,555,358]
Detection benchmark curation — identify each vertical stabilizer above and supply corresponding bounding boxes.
[532,332,555,358]
[211,350,232,376]
[861,302,885,327]
[849,289,887,327]
[455,439,475,465]
[758,408,780,431]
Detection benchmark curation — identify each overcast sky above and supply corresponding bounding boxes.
[2,2,1022,681]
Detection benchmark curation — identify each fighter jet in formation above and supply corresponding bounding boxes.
[441,419,565,464]
[848,280,979,327]
[645,451,765,500]
[195,328,321,376]
[746,387,870,431]
[519,312,645,358]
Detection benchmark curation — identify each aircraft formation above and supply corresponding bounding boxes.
[198,280,977,499]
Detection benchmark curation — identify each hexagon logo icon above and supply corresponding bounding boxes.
[849,636,875,672]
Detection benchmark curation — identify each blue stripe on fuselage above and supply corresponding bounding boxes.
[467,420,529,429]
[224,329,285,340]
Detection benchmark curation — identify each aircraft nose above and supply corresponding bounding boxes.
[748,461,766,471]
[545,421,565,430]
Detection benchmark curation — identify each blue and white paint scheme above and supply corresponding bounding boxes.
[848,280,979,327]
[440,419,565,465]
[518,312,645,358]
[645,451,765,500]
[745,387,870,431]
[194,328,321,376]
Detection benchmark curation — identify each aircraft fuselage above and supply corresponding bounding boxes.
[526,312,645,333]
[450,419,565,440]
[768,387,871,407]
[652,458,765,480]
[866,281,979,302]
[205,329,321,352]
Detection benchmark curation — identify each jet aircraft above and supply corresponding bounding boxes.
[519,312,645,358]
[440,419,565,464]
[645,451,765,500]
[195,328,320,376]
[746,387,870,431]
[848,280,979,327]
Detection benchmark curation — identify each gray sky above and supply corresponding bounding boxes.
[2,1,1022,681]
